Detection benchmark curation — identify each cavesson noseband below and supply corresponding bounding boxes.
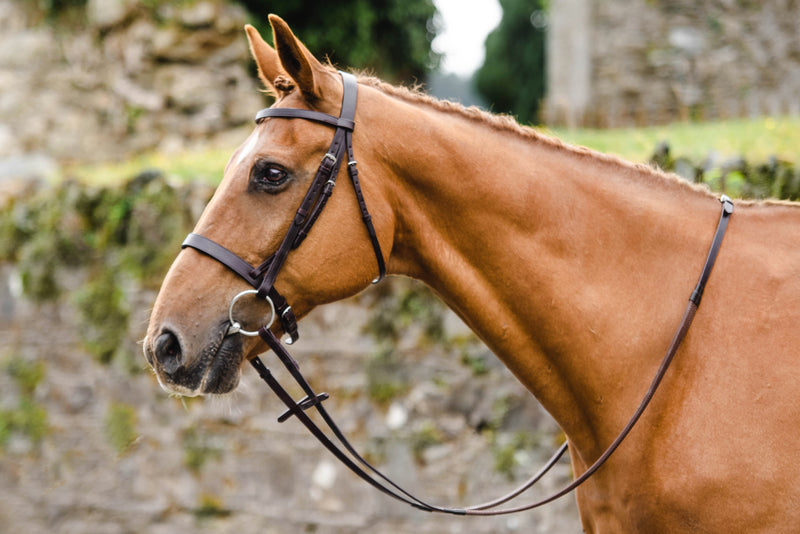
[181,71,735,516]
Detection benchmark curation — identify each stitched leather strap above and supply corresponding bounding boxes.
[182,72,383,344]
[181,233,299,343]
[255,72,384,295]
[184,68,735,515]
[248,195,734,515]
[255,108,355,131]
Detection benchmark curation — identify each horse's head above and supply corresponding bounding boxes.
[143,16,393,396]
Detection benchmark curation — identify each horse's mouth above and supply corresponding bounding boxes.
[153,326,244,396]
[199,332,244,394]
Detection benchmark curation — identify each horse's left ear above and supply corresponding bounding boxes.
[268,14,332,102]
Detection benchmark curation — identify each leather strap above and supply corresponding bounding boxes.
[255,72,384,294]
[181,233,299,343]
[247,195,734,515]
[255,108,355,131]
[184,68,735,515]
[182,72,383,344]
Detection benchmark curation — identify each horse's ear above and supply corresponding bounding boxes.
[245,24,283,92]
[268,14,328,101]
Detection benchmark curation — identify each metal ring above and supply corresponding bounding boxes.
[227,289,275,337]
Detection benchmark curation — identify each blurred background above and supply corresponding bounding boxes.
[0,0,798,532]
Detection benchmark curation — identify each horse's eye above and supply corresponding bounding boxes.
[250,161,290,192]
[263,167,286,183]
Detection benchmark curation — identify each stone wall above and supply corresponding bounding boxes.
[0,176,581,533]
[546,0,800,127]
[0,0,264,169]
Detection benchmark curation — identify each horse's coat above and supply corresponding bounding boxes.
[144,15,800,532]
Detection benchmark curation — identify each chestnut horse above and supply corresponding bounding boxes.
[144,16,800,532]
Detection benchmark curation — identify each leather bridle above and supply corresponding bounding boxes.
[183,71,384,346]
[181,70,735,515]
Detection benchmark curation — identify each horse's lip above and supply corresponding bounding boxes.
[199,330,244,394]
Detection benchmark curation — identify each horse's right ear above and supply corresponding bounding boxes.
[245,24,283,92]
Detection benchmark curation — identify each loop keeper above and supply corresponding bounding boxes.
[277,393,330,423]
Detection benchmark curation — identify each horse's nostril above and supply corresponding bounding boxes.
[154,330,183,375]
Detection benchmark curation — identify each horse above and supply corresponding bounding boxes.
[143,15,800,532]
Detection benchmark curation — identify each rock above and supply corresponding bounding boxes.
[177,1,217,29]
[0,154,57,182]
[0,0,257,164]
[87,0,137,30]
[111,76,165,111]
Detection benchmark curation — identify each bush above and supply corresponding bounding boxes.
[0,172,212,367]
[650,142,799,200]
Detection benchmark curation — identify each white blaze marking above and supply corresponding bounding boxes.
[234,130,260,168]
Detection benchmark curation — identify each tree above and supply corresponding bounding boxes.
[475,0,547,125]
[238,0,440,82]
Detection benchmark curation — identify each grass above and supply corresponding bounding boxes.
[61,117,799,186]
[545,116,800,163]
[104,402,139,455]
[63,144,237,186]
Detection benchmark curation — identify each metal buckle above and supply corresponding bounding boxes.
[280,305,298,345]
[227,289,276,337]
[720,194,734,214]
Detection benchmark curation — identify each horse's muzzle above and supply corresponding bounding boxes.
[143,325,244,396]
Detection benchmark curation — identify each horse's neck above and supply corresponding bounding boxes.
[372,98,719,454]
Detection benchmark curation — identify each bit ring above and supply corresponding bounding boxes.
[227,289,275,337]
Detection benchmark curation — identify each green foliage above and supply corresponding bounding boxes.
[104,402,138,454]
[362,280,445,345]
[0,357,49,451]
[0,172,209,368]
[365,349,408,405]
[649,142,800,200]
[460,350,489,376]
[475,0,547,124]
[194,493,231,519]
[2,181,92,301]
[5,358,46,397]
[492,431,537,480]
[410,421,443,464]
[0,173,188,295]
[73,270,130,364]
[362,280,446,405]
[182,426,223,474]
[34,0,87,19]
[239,0,440,81]
[0,399,49,450]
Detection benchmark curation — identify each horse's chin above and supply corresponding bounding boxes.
[155,332,244,397]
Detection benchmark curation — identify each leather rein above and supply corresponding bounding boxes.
[181,71,735,516]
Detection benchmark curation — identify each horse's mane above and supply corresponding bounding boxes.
[355,73,723,200]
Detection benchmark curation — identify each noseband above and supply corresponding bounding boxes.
[183,71,384,344]
[181,71,735,516]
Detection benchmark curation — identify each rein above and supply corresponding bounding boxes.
[181,71,735,515]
